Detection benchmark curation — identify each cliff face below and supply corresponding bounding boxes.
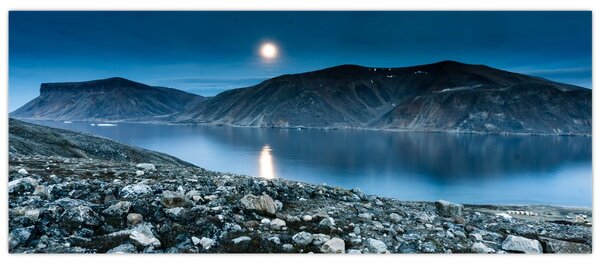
[176,61,591,135]
[11,77,206,122]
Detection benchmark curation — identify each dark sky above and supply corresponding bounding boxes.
[9,11,592,111]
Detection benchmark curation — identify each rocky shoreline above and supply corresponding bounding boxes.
[9,153,592,254]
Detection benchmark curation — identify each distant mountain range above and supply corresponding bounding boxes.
[11,77,205,121]
[10,61,592,135]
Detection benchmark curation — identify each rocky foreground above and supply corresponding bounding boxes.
[9,153,592,254]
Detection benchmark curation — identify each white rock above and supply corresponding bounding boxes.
[232,236,251,244]
[191,236,201,245]
[136,163,156,171]
[366,238,388,253]
[199,237,215,249]
[260,218,271,224]
[389,213,402,223]
[18,168,29,175]
[292,231,313,246]
[320,238,345,253]
[120,183,152,198]
[501,235,543,254]
[302,215,313,222]
[129,223,160,247]
[270,218,286,230]
[135,170,144,176]
[471,242,495,253]
[311,234,331,246]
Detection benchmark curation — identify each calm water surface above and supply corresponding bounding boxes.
[30,121,592,207]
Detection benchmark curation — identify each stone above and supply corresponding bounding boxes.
[199,237,215,250]
[270,218,286,230]
[33,185,50,199]
[260,218,271,224]
[135,170,144,176]
[311,234,331,246]
[501,235,543,254]
[161,190,188,208]
[18,168,29,175]
[347,249,362,254]
[435,200,463,217]
[232,236,251,244]
[8,177,38,194]
[320,238,345,253]
[130,223,161,247]
[120,183,152,199]
[292,231,313,246]
[61,204,102,227]
[24,209,40,221]
[164,207,185,220]
[268,236,281,245]
[541,238,591,254]
[103,201,131,216]
[358,213,372,221]
[127,213,143,225]
[9,227,32,249]
[366,238,388,254]
[192,236,201,245]
[302,215,313,222]
[107,244,136,254]
[469,233,483,241]
[239,194,277,215]
[471,242,495,253]
[318,217,335,228]
[389,213,402,223]
[136,163,156,171]
[282,244,294,252]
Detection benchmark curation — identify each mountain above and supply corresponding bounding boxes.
[9,118,192,166]
[10,77,205,122]
[176,61,591,135]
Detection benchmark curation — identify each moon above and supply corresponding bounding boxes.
[260,42,278,59]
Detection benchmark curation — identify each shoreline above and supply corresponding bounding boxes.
[13,117,593,137]
[8,153,593,253]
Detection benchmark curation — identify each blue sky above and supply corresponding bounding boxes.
[9,11,592,111]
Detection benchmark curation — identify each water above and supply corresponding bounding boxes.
[29,121,592,207]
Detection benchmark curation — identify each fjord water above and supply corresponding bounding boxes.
[31,121,592,207]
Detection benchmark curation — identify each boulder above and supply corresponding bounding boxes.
[270,218,286,230]
[18,168,29,175]
[127,213,143,225]
[541,237,591,254]
[240,194,277,215]
[103,201,131,217]
[366,238,388,253]
[135,163,156,171]
[435,200,463,217]
[292,231,313,246]
[320,238,345,253]
[120,183,152,199]
[107,244,136,254]
[8,177,38,194]
[130,223,161,247]
[161,190,188,208]
[501,235,543,254]
[471,242,495,253]
[9,227,32,249]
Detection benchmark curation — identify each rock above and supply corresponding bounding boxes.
[320,238,345,253]
[9,227,32,249]
[270,218,286,230]
[347,249,362,254]
[292,231,313,246]
[192,236,201,245]
[136,163,156,171]
[282,244,294,252]
[541,238,592,253]
[161,190,188,208]
[471,242,495,253]
[18,168,29,175]
[198,237,215,250]
[260,218,271,224]
[366,238,388,254]
[120,183,152,199]
[164,207,185,220]
[435,200,463,217]
[61,204,102,228]
[103,201,131,216]
[240,194,277,215]
[107,244,136,254]
[318,217,335,228]
[127,213,143,225]
[268,236,281,245]
[232,236,251,244]
[358,213,372,221]
[302,215,313,222]
[135,170,144,176]
[501,235,543,254]
[130,223,161,247]
[469,233,483,241]
[311,234,331,246]
[24,209,40,221]
[389,213,402,223]
[8,177,38,194]
[33,185,50,199]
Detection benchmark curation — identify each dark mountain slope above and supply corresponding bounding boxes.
[9,119,193,166]
[176,61,590,135]
[10,77,205,122]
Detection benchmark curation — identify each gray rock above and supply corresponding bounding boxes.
[136,163,156,171]
[389,213,402,223]
[282,243,294,252]
[471,242,495,253]
[435,200,463,217]
[232,236,251,244]
[358,212,372,221]
[61,204,102,227]
[161,190,188,208]
[311,233,331,246]
[501,235,543,254]
[541,237,591,254]
[127,213,143,225]
[320,238,345,253]
[8,177,38,194]
[269,218,286,230]
[107,244,136,254]
[164,207,185,220]
[292,231,313,246]
[240,194,277,215]
[366,238,388,253]
[18,168,29,175]
[120,183,152,199]
[318,217,335,228]
[9,227,32,249]
[102,201,131,216]
[130,223,161,247]
[198,237,215,250]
